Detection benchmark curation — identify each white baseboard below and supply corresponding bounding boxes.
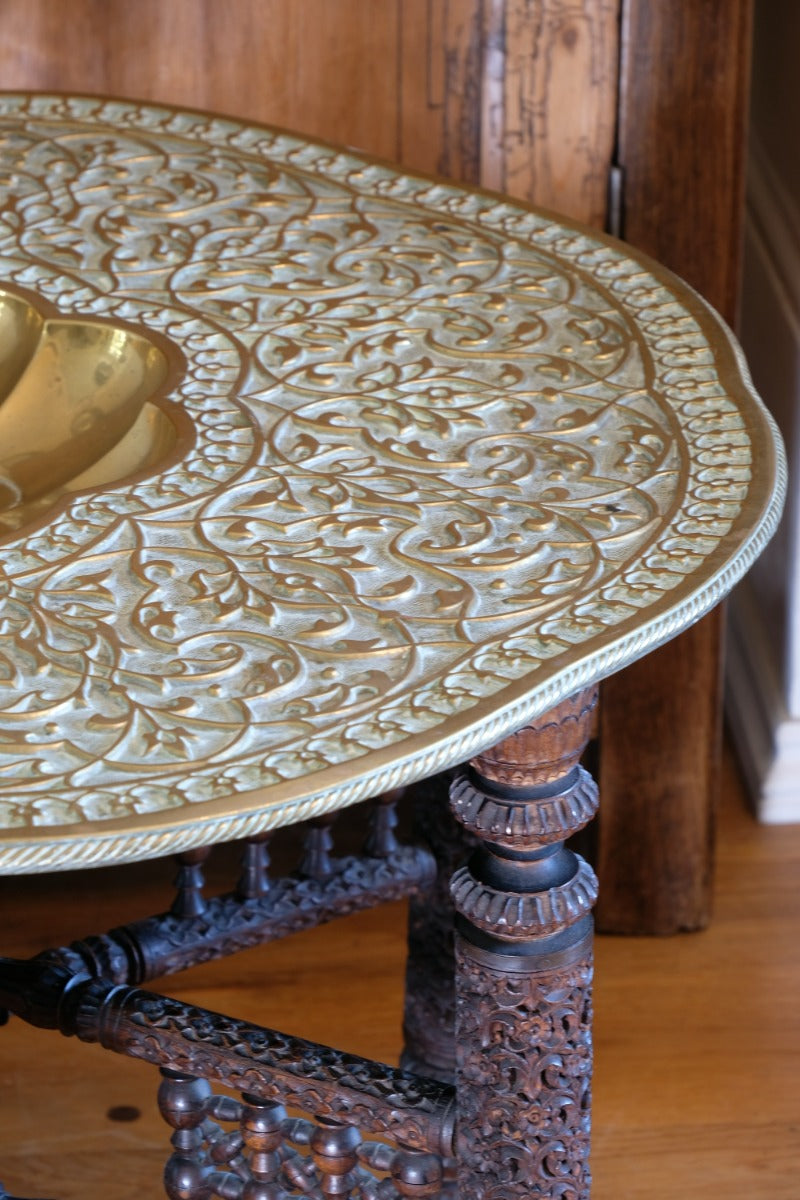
[726,583,800,822]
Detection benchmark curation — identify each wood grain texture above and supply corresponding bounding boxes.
[596,0,754,934]
[597,609,724,933]
[0,0,405,158]
[617,0,754,319]
[0,746,797,1199]
[397,0,484,182]
[0,0,619,219]
[480,0,619,225]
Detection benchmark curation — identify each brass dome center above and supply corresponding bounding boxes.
[0,290,178,536]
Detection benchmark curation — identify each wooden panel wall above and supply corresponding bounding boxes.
[2,0,406,159]
[616,0,753,321]
[596,0,754,933]
[480,0,619,226]
[0,0,618,222]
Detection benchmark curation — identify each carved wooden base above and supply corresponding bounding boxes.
[53,842,435,986]
[0,690,603,1200]
[0,954,454,1198]
[455,936,593,1199]
[158,1071,447,1199]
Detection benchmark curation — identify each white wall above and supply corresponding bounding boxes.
[727,0,800,820]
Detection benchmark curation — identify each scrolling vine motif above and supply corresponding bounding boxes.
[0,95,764,851]
[455,947,593,1200]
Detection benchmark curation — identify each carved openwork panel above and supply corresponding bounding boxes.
[158,1071,448,1200]
[0,95,784,871]
[0,952,456,1191]
[455,943,593,1200]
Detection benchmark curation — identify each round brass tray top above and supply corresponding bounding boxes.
[0,94,785,872]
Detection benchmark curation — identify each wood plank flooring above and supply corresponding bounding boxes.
[0,743,797,1199]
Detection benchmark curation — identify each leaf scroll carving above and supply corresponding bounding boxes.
[455,945,593,1200]
[0,95,769,865]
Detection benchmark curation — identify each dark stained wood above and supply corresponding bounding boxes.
[616,0,754,319]
[452,687,599,1197]
[2,742,797,1200]
[598,609,725,933]
[19,795,430,991]
[402,772,473,1082]
[596,0,754,934]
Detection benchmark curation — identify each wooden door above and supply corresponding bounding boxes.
[596,0,753,932]
[0,0,618,220]
[0,0,753,933]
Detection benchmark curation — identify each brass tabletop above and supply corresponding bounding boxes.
[0,95,785,872]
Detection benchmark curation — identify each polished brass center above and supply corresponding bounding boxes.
[0,290,175,535]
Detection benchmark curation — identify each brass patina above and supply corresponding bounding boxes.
[0,290,177,535]
[0,95,785,871]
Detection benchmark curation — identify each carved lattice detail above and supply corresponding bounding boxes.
[52,841,434,986]
[0,955,456,1157]
[454,942,593,1200]
[158,1069,446,1199]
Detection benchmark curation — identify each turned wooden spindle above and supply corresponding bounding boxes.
[171,848,212,919]
[451,686,599,1200]
[310,1119,362,1197]
[236,833,272,900]
[364,789,403,858]
[299,814,337,880]
[240,1095,288,1188]
[158,1070,213,1200]
[391,1149,445,1198]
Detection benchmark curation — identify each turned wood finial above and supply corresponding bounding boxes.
[451,685,600,854]
[237,833,272,900]
[171,847,212,918]
[391,1148,444,1197]
[364,789,403,857]
[299,814,338,879]
[240,1095,287,1185]
[470,685,598,789]
[310,1119,361,1192]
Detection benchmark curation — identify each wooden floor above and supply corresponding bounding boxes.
[0,742,798,1199]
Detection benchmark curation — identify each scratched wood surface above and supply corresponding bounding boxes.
[479,0,619,224]
[0,744,797,1199]
[0,0,618,221]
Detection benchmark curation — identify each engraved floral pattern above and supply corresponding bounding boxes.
[455,945,593,1199]
[0,95,784,867]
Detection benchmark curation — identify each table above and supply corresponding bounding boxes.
[0,95,785,1199]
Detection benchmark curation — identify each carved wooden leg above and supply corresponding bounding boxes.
[450,687,599,1200]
